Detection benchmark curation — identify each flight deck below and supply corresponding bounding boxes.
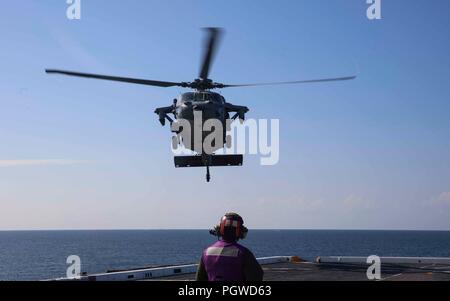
[51,256,450,281]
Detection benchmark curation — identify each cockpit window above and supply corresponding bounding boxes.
[181,92,195,101]
[210,93,224,103]
[194,93,210,101]
[181,92,223,103]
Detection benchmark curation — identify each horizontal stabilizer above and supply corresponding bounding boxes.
[174,155,243,168]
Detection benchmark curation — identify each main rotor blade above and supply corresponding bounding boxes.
[45,69,186,88]
[199,27,223,80]
[219,75,357,88]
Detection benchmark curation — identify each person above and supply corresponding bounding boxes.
[196,212,264,281]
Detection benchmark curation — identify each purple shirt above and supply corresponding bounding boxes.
[201,240,247,281]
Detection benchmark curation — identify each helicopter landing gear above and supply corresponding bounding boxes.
[174,154,243,182]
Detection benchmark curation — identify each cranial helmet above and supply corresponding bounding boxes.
[210,212,248,240]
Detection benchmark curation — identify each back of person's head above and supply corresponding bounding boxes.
[210,212,248,242]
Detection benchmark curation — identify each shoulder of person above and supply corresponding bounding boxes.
[236,243,253,255]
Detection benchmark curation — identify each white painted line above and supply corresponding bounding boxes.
[316,256,450,265]
[381,273,403,281]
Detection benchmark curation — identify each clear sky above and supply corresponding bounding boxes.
[1,0,450,230]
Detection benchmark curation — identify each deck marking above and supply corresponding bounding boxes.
[380,273,403,281]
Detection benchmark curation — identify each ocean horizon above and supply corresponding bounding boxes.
[1,229,450,280]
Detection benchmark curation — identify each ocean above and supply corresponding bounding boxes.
[1,230,450,281]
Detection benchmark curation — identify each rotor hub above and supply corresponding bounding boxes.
[188,78,220,91]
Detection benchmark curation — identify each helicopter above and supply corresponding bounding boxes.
[46,28,356,182]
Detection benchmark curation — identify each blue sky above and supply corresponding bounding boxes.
[1,0,450,230]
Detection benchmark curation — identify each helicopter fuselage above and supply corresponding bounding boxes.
[155,91,249,154]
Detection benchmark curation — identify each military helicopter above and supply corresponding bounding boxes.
[46,28,355,182]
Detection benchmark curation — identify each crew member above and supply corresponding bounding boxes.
[196,212,263,281]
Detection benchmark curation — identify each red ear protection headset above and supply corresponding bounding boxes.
[212,213,248,240]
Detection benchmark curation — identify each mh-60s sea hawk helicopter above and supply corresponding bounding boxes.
[46,28,355,182]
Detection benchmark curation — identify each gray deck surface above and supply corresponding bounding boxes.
[145,261,450,281]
